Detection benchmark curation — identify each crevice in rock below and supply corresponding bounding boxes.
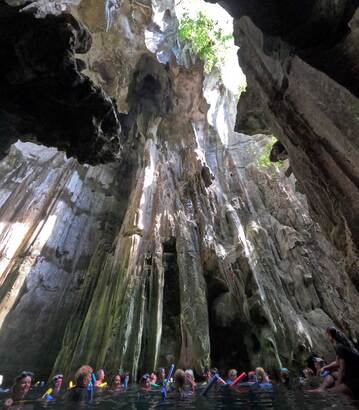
[159,238,181,366]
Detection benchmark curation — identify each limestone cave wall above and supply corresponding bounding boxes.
[0,0,358,382]
[206,0,359,289]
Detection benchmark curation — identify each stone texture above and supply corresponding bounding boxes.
[0,141,122,377]
[206,0,359,290]
[0,0,359,383]
[0,1,121,164]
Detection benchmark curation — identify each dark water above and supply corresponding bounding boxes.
[2,384,359,410]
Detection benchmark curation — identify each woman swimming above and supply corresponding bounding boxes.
[3,371,34,409]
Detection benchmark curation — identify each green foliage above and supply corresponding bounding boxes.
[256,136,285,172]
[178,11,233,73]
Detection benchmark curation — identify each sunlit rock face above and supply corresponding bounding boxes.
[205,0,359,290]
[0,141,122,376]
[0,0,359,382]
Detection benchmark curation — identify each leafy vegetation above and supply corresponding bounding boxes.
[257,136,285,172]
[178,11,233,73]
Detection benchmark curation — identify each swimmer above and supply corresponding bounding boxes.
[94,369,106,388]
[173,369,186,396]
[184,369,196,391]
[255,367,270,384]
[202,366,212,384]
[109,374,123,392]
[156,368,166,385]
[248,371,256,382]
[52,374,63,397]
[65,365,93,402]
[3,371,34,409]
[280,368,290,385]
[139,374,151,391]
[226,369,238,385]
[313,358,326,376]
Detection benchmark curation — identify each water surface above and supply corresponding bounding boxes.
[5,384,358,410]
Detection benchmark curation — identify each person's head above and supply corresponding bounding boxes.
[52,374,64,390]
[156,367,165,381]
[13,371,34,399]
[174,369,186,391]
[248,371,256,382]
[255,367,266,383]
[96,369,105,382]
[149,373,157,384]
[210,368,218,376]
[185,369,194,381]
[139,374,151,389]
[313,358,325,372]
[74,365,93,388]
[203,366,211,381]
[111,374,122,389]
[326,326,353,349]
[302,367,314,378]
[227,369,238,381]
[280,368,289,383]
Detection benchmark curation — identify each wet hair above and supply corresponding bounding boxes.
[15,371,34,384]
[156,368,165,379]
[96,369,105,380]
[174,369,186,392]
[139,374,150,386]
[11,372,34,397]
[248,371,256,382]
[74,365,93,386]
[255,367,267,383]
[326,327,356,351]
[111,374,122,383]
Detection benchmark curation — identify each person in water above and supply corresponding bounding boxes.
[156,368,166,385]
[317,327,359,396]
[255,367,270,384]
[226,369,238,385]
[313,358,326,376]
[3,371,34,409]
[109,374,123,392]
[65,365,93,402]
[172,369,186,396]
[202,366,212,384]
[184,369,196,391]
[280,368,290,386]
[139,374,151,391]
[94,369,106,388]
[43,374,63,400]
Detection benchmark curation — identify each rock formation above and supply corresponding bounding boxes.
[206,0,359,290]
[0,0,358,383]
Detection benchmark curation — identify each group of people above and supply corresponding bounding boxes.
[1,364,273,408]
[1,326,358,408]
[299,326,359,397]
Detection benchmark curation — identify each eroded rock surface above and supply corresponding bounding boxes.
[206,0,359,290]
[0,0,358,382]
[0,1,121,164]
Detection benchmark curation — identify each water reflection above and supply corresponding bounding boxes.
[2,384,358,410]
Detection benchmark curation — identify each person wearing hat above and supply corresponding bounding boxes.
[280,368,290,385]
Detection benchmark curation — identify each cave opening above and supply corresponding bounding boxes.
[159,237,182,367]
[203,253,251,372]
